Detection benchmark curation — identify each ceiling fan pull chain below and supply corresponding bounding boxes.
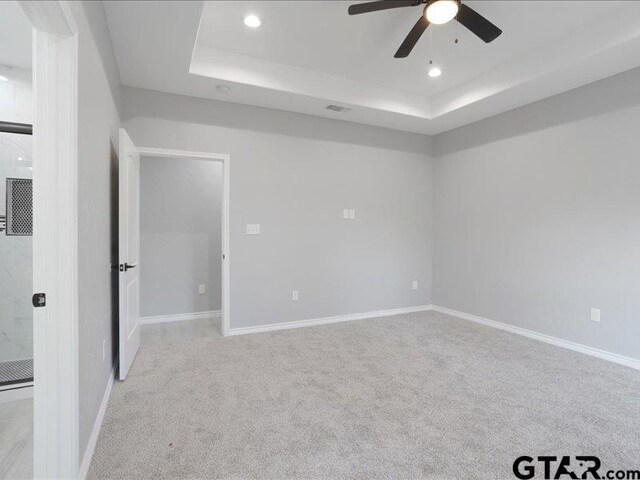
[430,22,435,60]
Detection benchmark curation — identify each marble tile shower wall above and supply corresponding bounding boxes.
[0,132,32,362]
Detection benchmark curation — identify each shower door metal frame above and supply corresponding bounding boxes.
[0,121,32,136]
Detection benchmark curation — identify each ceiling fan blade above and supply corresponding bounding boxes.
[348,0,418,16]
[456,4,502,43]
[394,15,429,58]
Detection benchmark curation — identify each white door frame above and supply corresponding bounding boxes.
[20,1,80,478]
[137,147,231,336]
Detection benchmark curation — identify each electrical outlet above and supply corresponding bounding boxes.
[590,308,601,323]
[198,284,205,295]
[292,290,299,301]
[412,280,418,290]
[102,340,106,361]
[343,209,349,219]
[349,209,355,219]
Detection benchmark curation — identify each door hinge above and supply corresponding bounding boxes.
[32,293,46,307]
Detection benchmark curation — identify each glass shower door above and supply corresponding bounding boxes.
[0,125,33,389]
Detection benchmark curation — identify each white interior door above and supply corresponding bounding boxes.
[118,128,141,380]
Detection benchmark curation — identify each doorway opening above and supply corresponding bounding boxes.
[1,1,82,477]
[0,2,35,477]
[117,132,230,380]
[0,122,33,391]
[138,154,224,341]
[0,122,34,477]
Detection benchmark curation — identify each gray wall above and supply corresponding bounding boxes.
[123,87,434,329]
[72,1,122,464]
[74,3,640,470]
[433,67,640,360]
[140,156,222,317]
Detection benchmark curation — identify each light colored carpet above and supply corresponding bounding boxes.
[88,311,640,479]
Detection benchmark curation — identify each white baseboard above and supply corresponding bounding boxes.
[228,305,433,336]
[0,384,34,403]
[431,305,640,371]
[79,362,117,480]
[139,310,222,325]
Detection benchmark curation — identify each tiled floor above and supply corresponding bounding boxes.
[0,395,32,480]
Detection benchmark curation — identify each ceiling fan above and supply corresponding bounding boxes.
[348,0,502,58]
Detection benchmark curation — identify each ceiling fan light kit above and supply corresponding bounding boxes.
[348,0,502,58]
[425,0,459,24]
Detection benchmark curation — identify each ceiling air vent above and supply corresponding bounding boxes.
[326,104,352,113]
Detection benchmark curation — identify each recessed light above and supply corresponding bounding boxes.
[425,0,459,25]
[216,85,231,94]
[0,75,8,82]
[428,66,442,78]
[244,15,261,28]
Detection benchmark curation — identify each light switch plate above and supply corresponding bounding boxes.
[343,209,349,219]
[349,209,355,219]
[412,280,418,290]
[246,224,261,235]
[292,290,299,301]
[198,284,205,295]
[590,307,601,322]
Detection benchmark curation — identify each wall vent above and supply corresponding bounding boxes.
[326,104,352,113]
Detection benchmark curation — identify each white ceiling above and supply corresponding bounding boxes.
[0,1,32,71]
[104,1,640,135]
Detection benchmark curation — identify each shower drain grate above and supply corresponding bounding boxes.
[0,358,34,387]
